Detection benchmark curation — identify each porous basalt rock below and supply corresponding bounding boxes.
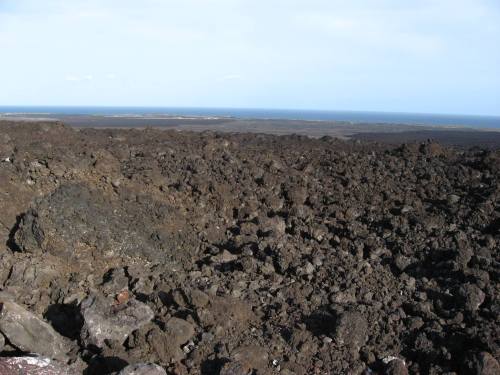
[0,121,499,375]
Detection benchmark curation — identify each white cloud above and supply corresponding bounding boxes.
[65,75,80,82]
[65,74,93,82]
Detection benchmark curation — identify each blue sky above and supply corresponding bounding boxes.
[0,0,499,115]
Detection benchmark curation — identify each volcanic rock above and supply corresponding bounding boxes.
[455,284,486,312]
[0,356,77,375]
[1,121,499,374]
[465,352,500,375]
[13,184,176,262]
[146,327,185,363]
[231,344,269,373]
[0,300,71,361]
[332,310,368,352]
[80,294,154,348]
[185,289,210,308]
[118,363,167,375]
[219,361,252,375]
[384,358,408,375]
[164,317,195,346]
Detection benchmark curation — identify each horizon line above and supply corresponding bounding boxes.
[1,105,500,119]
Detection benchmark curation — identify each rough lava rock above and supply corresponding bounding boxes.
[0,300,71,361]
[118,363,167,375]
[0,121,499,374]
[14,184,162,261]
[219,361,252,375]
[80,294,154,348]
[163,317,195,346]
[465,352,500,375]
[384,358,409,375]
[332,309,368,352]
[0,356,77,375]
[456,283,486,312]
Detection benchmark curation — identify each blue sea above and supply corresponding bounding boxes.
[1,106,499,129]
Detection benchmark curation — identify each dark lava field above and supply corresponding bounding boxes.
[0,120,498,375]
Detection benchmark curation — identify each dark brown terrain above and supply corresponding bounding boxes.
[0,120,499,375]
[3,114,500,148]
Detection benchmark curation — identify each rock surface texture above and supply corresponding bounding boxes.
[0,356,77,375]
[80,294,154,348]
[0,120,498,374]
[0,300,71,361]
[118,363,167,375]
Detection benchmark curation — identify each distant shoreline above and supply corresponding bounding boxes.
[1,106,499,129]
[3,114,500,149]
[0,112,487,132]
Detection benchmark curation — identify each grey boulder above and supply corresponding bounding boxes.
[80,294,154,348]
[118,363,167,375]
[0,300,71,361]
[0,356,77,375]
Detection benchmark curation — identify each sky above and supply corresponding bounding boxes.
[0,0,499,116]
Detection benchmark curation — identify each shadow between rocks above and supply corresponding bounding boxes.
[44,303,84,340]
[200,358,230,375]
[305,309,335,337]
[83,356,129,375]
[6,214,22,252]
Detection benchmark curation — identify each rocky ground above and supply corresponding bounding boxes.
[0,120,499,375]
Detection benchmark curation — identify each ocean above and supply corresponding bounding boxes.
[1,106,499,129]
